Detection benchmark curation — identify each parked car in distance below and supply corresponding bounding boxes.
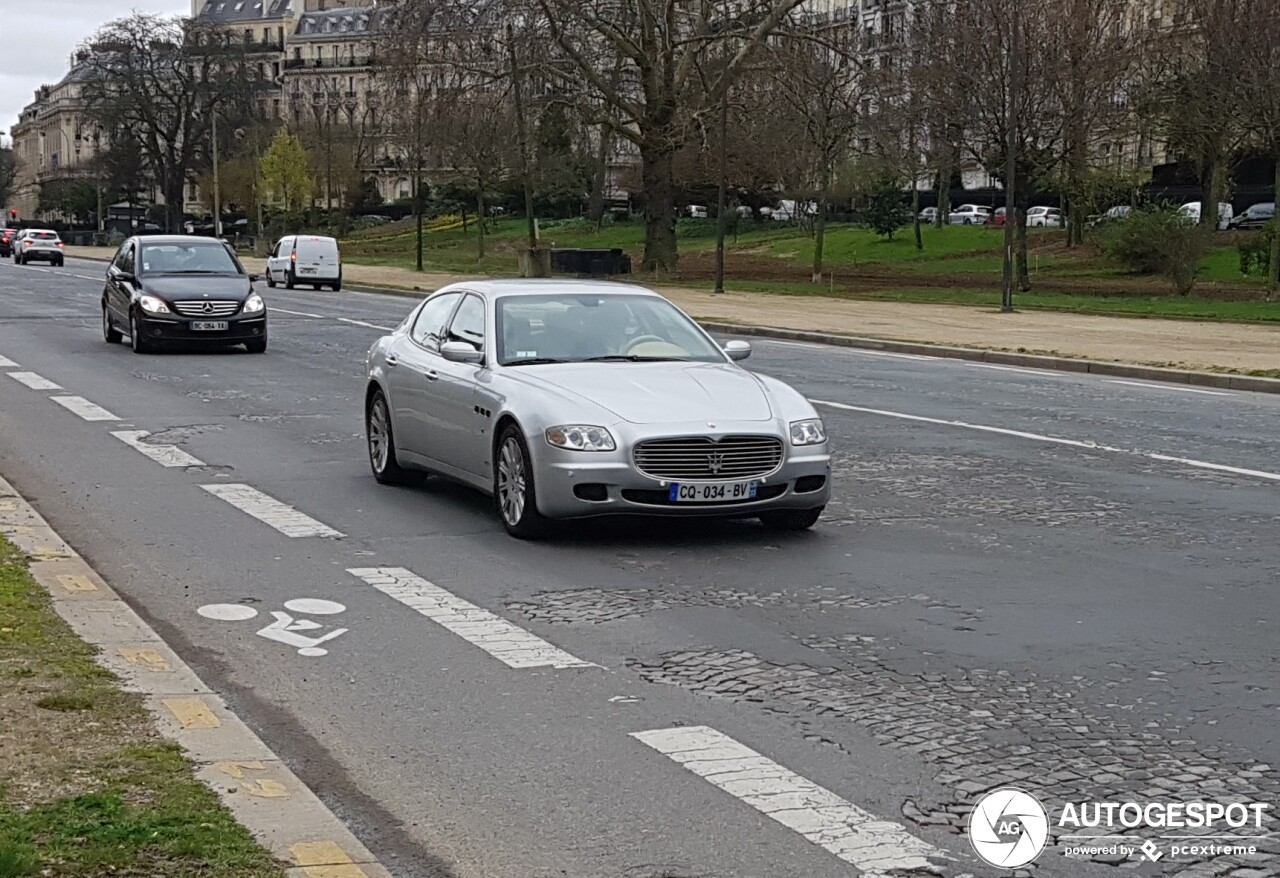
[12,229,65,266]
[685,205,708,219]
[265,234,342,291]
[918,207,938,223]
[1087,205,1132,227]
[1027,206,1064,228]
[949,204,991,225]
[1177,201,1233,231]
[987,207,1007,226]
[101,235,268,354]
[363,279,832,539]
[0,227,19,258]
[1229,202,1275,230]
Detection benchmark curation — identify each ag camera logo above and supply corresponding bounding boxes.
[968,787,1051,868]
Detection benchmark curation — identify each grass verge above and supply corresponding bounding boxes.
[0,536,283,878]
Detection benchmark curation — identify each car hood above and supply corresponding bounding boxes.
[140,275,251,301]
[517,361,775,424]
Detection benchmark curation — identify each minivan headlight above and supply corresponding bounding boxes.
[139,295,170,314]
[243,294,265,313]
[789,418,826,446]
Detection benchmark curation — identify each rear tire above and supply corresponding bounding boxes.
[366,389,415,485]
[103,305,122,344]
[266,268,276,288]
[285,270,295,290]
[331,282,342,292]
[759,507,823,532]
[494,425,550,539]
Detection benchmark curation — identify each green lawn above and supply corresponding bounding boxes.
[0,538,283,878]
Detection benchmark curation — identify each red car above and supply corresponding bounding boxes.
[987,207,1007,227]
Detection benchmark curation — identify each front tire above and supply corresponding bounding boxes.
[129,311,153,354]
[266,268,276,288]
[366,389,415,485]
[759,507,823,532]
[103,306,122,344]
[245,337,267,354]
[494,425,550,539]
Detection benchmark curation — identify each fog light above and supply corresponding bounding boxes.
[573,483,608,501]
[151,328,163,337]
[795,475,826,493]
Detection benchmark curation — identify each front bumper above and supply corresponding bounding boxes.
[530,424,832,520]
[135,311,268,344]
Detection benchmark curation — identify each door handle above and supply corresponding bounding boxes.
[385,354,399,366]
[424,369,438,381]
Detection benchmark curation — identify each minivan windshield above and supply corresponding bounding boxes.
[139,242,240,275]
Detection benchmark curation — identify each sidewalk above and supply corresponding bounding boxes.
[64,245,1280,374]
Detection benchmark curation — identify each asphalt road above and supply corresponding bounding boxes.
[1,255,1277,878]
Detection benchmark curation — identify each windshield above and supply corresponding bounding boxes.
[139,242,241,275]
[496,293,726,366]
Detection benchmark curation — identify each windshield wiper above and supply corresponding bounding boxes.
[503,357,569,366]
[581,355,688,362]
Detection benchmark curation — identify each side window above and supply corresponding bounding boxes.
[116,244,135,274]
[446,295,485,352]
[410,292,462,351]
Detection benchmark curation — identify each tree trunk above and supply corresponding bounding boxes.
[912,183,923,251]
[1270,153,1280,294]
[588,126,611,227]
[639,138,678,274]
[1200,154,1219,231]
[164,173,184,234]
[1016,205,1031,292]
[414,168,423,273]
[476,183,486,260]
[811,197,827,283]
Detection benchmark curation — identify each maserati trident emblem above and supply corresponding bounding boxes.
[707,451,724,475]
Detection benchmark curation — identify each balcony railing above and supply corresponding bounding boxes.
[283,55,376,71]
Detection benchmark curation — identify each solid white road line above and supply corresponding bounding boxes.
[50,396,119,421]
[271,307,327,318]
[337,317,394,331]
[111,430,205,468]
[632,726,945,875]
[8,371,62,390]
[1103,379,1231,396]
[761,340,824,350]
[0,356,19,367]
[844,348,937,361]
[971,363,1065,376]
[347,567,597,670]
[813,399,1280,483]
[201,484,345,538]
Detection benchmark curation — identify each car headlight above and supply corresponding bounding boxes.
[789,418,826,446]
[545,425,616,452]
[243,294,265,313]
[138,295,170,315]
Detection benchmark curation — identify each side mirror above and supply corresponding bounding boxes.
[112,269,136,285]
[441,340,483,364]
[248,273,261,282]
[724,340,752,361]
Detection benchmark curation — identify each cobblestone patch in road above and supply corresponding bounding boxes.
[507,586,931,626]
[629,642,1279,876]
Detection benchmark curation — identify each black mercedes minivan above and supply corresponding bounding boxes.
[102,235,268,354]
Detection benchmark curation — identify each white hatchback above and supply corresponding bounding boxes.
[266,234,342,291]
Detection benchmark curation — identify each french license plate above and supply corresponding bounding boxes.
[668,481,758,503]
[299,267,317,274]
[190,321,228,331]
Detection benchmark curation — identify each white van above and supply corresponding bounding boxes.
[266,234,342,291]
[1177,202,1233,231]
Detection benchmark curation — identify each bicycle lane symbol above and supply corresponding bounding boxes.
[197,599,349,657]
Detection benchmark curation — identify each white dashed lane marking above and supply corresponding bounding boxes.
[338,317,394,331]
[201,484,345,538]
[814,399,1280,483]
[111,431,205,467]
[271,307,326,319]
[1103,379,1231,396]
[50,395,119,421]
[8,371,62,390]
[0,356,19,368]
[632,726,946,875]
[347,567,597,670]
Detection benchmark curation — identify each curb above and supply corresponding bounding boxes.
[695,322,1280,395]
[0,475,394,878]
[62,251,1278,394]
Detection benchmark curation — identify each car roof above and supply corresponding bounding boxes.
[434,278,662,299]
[133,235,225,245]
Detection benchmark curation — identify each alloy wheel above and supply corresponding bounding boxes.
[497,438,527,526]
[368,397,390,473]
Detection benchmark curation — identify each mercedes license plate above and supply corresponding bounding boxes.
[190,321,228,331]
[668,481,758,503]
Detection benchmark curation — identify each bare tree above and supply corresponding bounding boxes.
[537,0,808,273]
[0,146,16,212]
[1238,0,1280,289]
[437,87,515,259]
[82,14,260,232]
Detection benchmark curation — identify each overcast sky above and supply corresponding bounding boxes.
[1,1,190,145]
